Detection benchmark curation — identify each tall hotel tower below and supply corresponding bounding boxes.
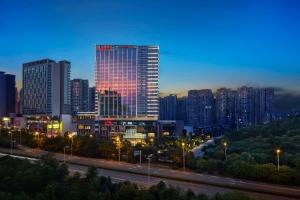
[95,45,159,120]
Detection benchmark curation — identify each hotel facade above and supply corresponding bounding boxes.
[94,45,159,139]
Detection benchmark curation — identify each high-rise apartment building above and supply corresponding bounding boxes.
[95,45,159,119]
[236,86,274,128]
[0,71,16,117]
[254,88,274,124]
[177,96,189,122]
[71,79,89,113]
[236,86,255,128]
[216,88,236,129]
[188,89,214,130]
[159,94,177,120]
[22,59,71,116]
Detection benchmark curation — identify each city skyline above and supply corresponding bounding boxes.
[0,1,300,197]
[1,0,300,95]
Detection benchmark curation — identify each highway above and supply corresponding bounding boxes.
[1,146,300,200]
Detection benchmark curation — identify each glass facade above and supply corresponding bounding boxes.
[95,45,159,119]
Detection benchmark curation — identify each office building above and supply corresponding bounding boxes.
[22,59,71,116]
[188,89,214,131]
[88,87,96,112]
[216,88,236,129]
[0,71,16,117]
[71,79,89,113]
[159,94,177,120]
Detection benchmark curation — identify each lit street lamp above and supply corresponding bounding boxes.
[182,142,186,170]
[276,148,281,172]
[146,154,153,185]
[68,133,74,157]
[116,136,121,162]
[223,142,228,161]
[34,132,40,149]
[64,146,70,163]
[19,129,22,145]
[9,131,13,155]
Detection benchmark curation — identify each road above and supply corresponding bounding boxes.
[191,139,215,158]
[67,164,300,200]
[1,146,300,200]
[0,153,295,200]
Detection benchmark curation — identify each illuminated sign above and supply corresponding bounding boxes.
[123,132,146,139]
[97,45,112,51]
[104,119,113,126]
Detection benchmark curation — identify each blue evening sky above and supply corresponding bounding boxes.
[0,0,299,94]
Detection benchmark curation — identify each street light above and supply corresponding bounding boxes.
[64,146,70,163]
[34,132,40,149]
[19,129,22,145]
[68,133,74,157]
[276,148,281,172]
[9,131,13,155]
[146,154,153,185]
[182,142,186,170]
[116,136,121,162]
[223,141,228,161]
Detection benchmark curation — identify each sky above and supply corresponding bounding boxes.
[0,0,300,96]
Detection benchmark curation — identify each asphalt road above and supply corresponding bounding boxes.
[67,163,297,200]
[1,146,300,200]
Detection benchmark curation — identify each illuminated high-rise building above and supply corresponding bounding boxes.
[95,45,159,120]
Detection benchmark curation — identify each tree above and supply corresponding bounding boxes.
[213,192,254,200]
[196,158,217,173]
[114,181,138,200]
[86,166,98,182]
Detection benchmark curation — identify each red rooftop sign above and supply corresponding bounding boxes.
[97,45,112,51]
